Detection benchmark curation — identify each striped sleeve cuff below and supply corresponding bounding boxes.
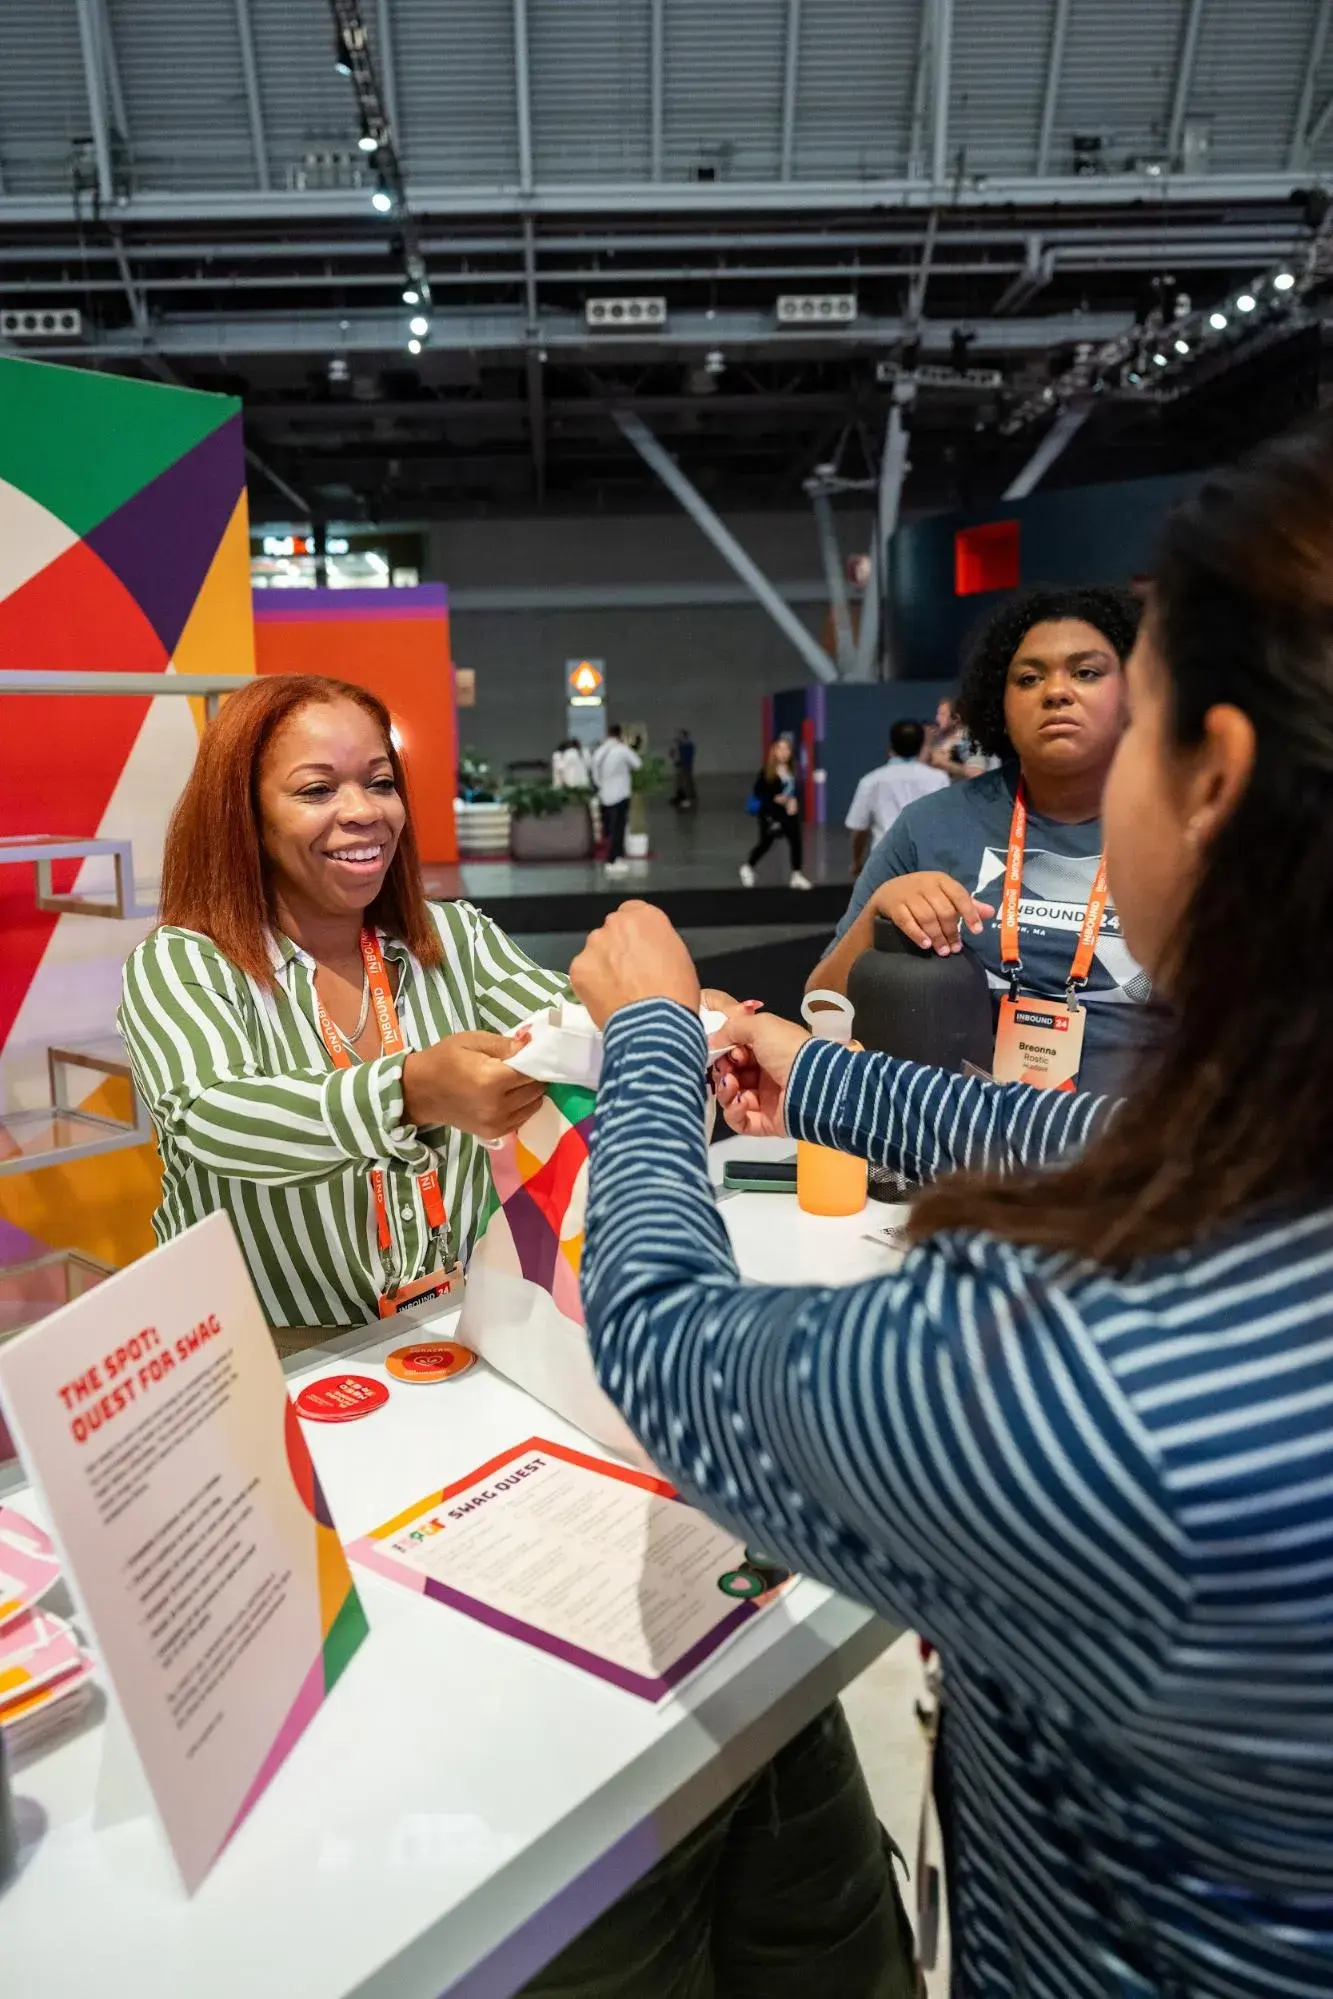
[784,1034,857,1146]
[601,996,708,1071]
[320,1052,430,1167]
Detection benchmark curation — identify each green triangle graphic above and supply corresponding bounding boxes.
[0,356,239,538]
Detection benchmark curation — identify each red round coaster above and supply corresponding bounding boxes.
[294,1374,390,1423]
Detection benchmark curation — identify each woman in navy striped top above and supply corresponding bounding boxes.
[570,419,1333,1997]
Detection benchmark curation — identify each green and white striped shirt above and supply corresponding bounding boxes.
[118,903,567,1328]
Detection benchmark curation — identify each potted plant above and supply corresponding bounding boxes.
[454,746,511,855]
[504,779,594,863]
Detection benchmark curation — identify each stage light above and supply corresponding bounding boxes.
[407,337,422,355]
[1174,338,1190,355]
[1153,352,1168,367]
[1274,270,1296,291]
[408,313,429,337]
[334,35,351,75]
[371,189,392,213]
[403,288,419,305]
[358,132,379,154]
[1236,293,1257,313]
[1209,310,1228,331]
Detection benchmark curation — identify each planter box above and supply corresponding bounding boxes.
[454,800,512,856]
[509,802,594,863]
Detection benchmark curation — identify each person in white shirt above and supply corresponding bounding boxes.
[843,719,949,874]
[589,724,641,875]
[551,738,590,789]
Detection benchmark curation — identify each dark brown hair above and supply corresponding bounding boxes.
[911,416,1333,1261]
[159,675,443,984]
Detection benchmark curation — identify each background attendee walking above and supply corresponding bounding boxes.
[741,738,810,890]
[590,723,640,876]
[844,719,949,875]
[669,728,697,810]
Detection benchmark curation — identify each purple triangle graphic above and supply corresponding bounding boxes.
[84,412,243,657]
[503,1184,560,1291]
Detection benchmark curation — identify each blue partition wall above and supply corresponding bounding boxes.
[889,469,1201,681]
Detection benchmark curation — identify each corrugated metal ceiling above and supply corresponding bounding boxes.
[0,0,1328,196]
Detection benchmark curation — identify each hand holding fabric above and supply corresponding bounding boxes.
[713,1011,811,1137]
[402,1032,546,1139]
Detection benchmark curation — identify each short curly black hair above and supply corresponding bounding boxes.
[956,584,1142,760]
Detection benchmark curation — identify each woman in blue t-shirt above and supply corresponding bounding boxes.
[810,585,1161,1096]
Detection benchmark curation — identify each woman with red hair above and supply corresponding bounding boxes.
[119,674,565,1332]
[119,675,915,1998]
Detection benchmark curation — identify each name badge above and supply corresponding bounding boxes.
[992,996,1085,1092]
[377,1265,463,1320]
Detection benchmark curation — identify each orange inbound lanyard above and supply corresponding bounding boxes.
[998,781,1109,1004]
[313,929,447,1254]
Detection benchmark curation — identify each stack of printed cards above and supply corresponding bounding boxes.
[0,1505,95,1754]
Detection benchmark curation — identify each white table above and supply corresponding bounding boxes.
[2,1141,907,1999]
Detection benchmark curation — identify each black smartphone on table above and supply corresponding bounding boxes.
[722,1158,798,1193]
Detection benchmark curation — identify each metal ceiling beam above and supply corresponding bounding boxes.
[1002,401,1090,498]
[233,0,271,193]
[853,382,914,681]
[1167,0,1206,166]
[0,222,1297,264]
[0,171,1316,225]
[512,0,534,195]
[96,0,129,144]
[110,227,150,338]
[615,410,838,683]
[19,304,1135,359]
[907,0,931,179]
[780,0,802,181]
[650,0,664,179]
[930,0,953,194]
[376,0,401,145]
[993,234,1049,314]
[1306,88,1333,162]
[244,445,311,517]
[522,216,545,502]
[1035,0,1070,176]
[73,0,114,207]
[1291,0,1333,165]
[0,258,1030,297]
[810,491,855,674]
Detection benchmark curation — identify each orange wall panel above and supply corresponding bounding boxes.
[253,586,458,864]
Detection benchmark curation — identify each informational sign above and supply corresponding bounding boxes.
[565,657,606,746]
[0,1212,367,1892]
[348,1436,790,1702]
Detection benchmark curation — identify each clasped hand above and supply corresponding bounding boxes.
[569,900,809,1138]
[402,1032,546,1140]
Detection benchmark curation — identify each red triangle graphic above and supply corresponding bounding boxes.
[0,539,169,1050]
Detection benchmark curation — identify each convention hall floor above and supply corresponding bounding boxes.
[424,779,855,1008]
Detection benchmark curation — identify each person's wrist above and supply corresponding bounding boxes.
[783,1035,834,1141]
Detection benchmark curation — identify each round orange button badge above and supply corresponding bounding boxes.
[294,1374,390,1423]
[384,1341,478,1385]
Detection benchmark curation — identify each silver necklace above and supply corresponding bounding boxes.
[336,972,371,1049]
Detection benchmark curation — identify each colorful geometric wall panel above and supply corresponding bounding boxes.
[0,355,255,1289]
